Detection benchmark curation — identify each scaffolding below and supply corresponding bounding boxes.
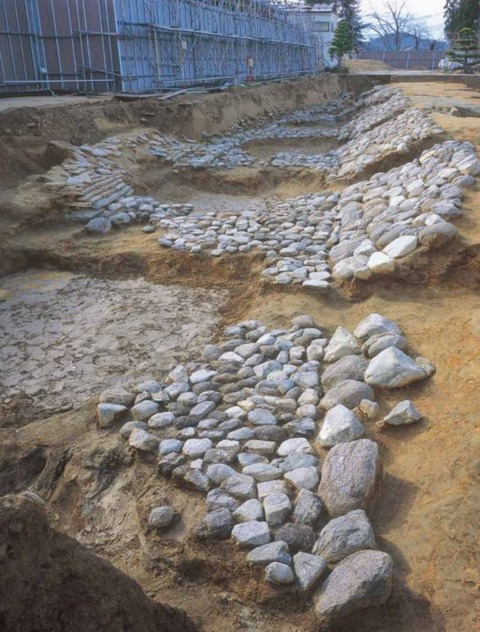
[0,0,317,95]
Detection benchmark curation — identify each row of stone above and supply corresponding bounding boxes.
[97,313,432,620]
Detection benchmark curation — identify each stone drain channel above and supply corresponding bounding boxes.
[2,84,479,625]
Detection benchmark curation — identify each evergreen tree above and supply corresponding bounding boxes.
[332,0,365,51]
[329,19,354,63]
[447,26,480,70]
[444,0,479,35]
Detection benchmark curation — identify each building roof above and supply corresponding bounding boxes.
[285,3,338,16]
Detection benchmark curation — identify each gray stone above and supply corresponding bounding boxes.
[354,314,402,342]
[279,453,319,473]
[221,474,256,499]
[293,552,328,591]
[318,439,379,517]
[232,520,270,548]
[190,401,216,420]
[173,467,210,493]
[293,489,323,527]
[202,507,234,539]
[365,347,427,388]
[317,404,365,447]
[244,440,277,455]
[97,403,127,428]
[148,506,176,530]
[86,217,111,234]
[313,550,393,620]
[313,509,376,563]
[383,400,422,425]
[419,222,457,249]
[321,355,368,389]
[233,498,264,522]
[277,438,314,457]
[247,541,291,566]
[264,493,292,527]
[359,399,379,419]
[324,327,361,363]
[248,408,277,426]
[182,438,213,458]
[131,400,160,421]
[284,466,319,491]
[206,489,241,512]
[206,463,237,484]
[275,523,316,553]
[257,480,291,500]
[363,332,407,358]
[320,380,374,411]
[148,412,175,429]
[243,463,283,482]
[119,420,147,439]
[265,562,294,585]
[129,428,159,452]
[159,439,183,456]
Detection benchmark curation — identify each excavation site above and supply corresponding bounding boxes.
[1,74,480,632]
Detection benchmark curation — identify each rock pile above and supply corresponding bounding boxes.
[103,312,433,620]
[157,140,479,287]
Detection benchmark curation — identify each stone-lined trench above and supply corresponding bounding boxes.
[1,81,479,631]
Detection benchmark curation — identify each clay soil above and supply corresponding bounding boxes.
[1,79,480,632]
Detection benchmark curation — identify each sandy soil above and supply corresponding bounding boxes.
[0,270,228,418]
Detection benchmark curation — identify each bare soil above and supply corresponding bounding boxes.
[0,78,480,632]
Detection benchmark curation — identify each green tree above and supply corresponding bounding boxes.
[447,26,480,70]
[444,0,480,35]
[329,20,354,63]
[333,0,365,50]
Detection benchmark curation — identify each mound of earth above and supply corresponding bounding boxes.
[0,494,197,632]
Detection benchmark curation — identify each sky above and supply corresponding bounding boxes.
[361,0,445,38]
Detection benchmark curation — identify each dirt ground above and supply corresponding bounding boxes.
[1,78,480,632]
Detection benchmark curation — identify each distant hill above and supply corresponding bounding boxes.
[364,33,447,52]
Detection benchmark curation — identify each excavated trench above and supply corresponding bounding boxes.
[1,79,480,632]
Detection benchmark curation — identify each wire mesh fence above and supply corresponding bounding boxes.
[0,0,318,95]
[358,50,447,71]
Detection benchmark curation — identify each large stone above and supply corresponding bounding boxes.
[354,314,402,342]
[129,428,159,452]
[321,355,368,390]
[293,552,328,592]
[97,403,127,428]
[264,493,292,527]
[293,489,323,527]
[317,404,365,447]
[367,252,395,274]
[383,235,418,259]
[320,380,374,411]
[182,438,213,458]
[419,222,457,249]
[221,474,256,499]
[383,400,422,425]
[277,438,314,457]
[131,400,160,421]
[363,333,406,358]
[248,408,277,426]
[318,439,379,517]
[365,347,427,388]
[233,498,264,522]
[324,327,361,363]
[279,453,319,473]
[86,217,111,234]
[247,541,291,566]
[275,523,316,554]
[284,466,319,491]
[243,463,282,482]
[202,507,234,539]
[232,520,270,548]
[313,550,393,620]
[265,562,294,585]
[313,510,376,563]
[148,506,177,530]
